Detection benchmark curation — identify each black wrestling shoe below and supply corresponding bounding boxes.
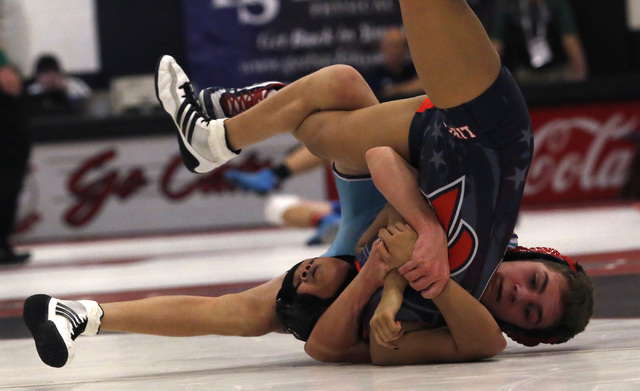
[155,55,238,174]
[23,294,103,368]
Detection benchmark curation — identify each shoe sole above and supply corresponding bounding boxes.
[154,55,217,174]
[23,295,69,368]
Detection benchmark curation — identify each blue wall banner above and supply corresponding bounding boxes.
[183,0,402,89]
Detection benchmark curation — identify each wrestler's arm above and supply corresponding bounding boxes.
[369,223,416,348]
[369,267,409,350]
[365,146,449,299]
[304,240,391,363]
[369,279,506,365]
[304,218,415,362]
[306,236,506,364]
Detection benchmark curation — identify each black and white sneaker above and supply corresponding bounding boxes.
[23,294,103,368]
[155,55,238,174]
[199,81,285,119]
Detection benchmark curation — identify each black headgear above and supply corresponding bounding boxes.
[275,255,358,341]
[498,246,585,346]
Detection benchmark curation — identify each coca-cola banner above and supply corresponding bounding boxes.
[16,135,324,241]
[183,0,402,89]
[525,101,640,204]
[16,100,639,241]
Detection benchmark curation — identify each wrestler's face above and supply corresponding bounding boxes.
[480,260,566,330]
[293,257,352,299]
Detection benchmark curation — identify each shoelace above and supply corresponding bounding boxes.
[222,87,269,116]
[180,82,211,125]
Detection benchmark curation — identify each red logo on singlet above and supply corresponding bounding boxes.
[447,125,477,140]
[425,176,478,275]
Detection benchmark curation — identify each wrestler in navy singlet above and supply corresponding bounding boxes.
[360,66,533,329]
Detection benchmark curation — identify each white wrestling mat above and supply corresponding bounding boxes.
[0,203,639,390]
[1,318,639,391]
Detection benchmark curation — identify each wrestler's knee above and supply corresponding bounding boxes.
[297,131,331,161]
[315,64,370,104]
[322,64,363,86]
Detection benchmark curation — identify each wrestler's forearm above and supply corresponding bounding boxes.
[304,272,380,363]
[370,279,505,365]
[365,146,443,238]
[382,269,408,303]
[431,279,506,359]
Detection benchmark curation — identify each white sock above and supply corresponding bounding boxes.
[78,300,104,336]
[190,117,237,163]
[264,195,301,226]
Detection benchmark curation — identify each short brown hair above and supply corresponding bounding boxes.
[540,259,595,342]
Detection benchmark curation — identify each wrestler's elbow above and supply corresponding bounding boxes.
[365,146,395,164]
[304,341,342,362]
[460,334,507,361]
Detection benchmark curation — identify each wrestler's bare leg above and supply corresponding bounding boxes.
[398,0,501,108]
[100,275,285,337]
[223,65,422,174]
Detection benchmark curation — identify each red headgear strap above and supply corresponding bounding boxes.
[507,246,581,272]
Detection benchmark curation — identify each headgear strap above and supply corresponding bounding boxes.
[506,246,583,273]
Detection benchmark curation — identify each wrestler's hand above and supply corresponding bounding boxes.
[359,239,392,288]
[369,291,404,349]
[377,222,417,269]
[398,227,449,299]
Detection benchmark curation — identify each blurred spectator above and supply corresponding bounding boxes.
[26,54,92,115]
[225,144,324,195]
[491,0,588,84]
[224,144,341,246]
[0,36,31,265]
[264,194,341,246]
[366,27,423,102]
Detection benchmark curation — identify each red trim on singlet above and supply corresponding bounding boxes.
[355,260,362,272]
[324,163,339,201]
[417,97,434,113]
